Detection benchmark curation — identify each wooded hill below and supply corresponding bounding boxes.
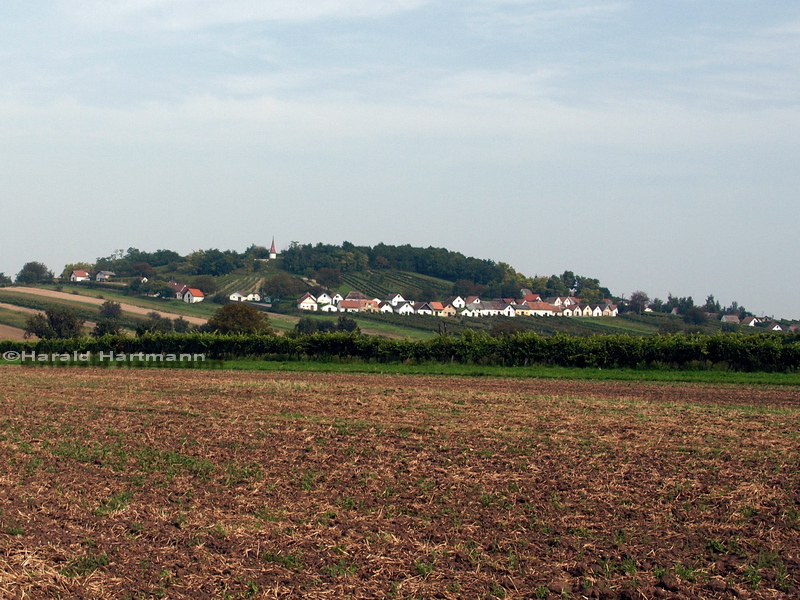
[3,242,786,341]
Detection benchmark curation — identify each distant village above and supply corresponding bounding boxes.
[295,290,620,319]
[60,235,796,332]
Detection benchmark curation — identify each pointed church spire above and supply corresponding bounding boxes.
[269,237,277,260]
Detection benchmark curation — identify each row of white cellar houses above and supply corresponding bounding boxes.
[296,290,618,318]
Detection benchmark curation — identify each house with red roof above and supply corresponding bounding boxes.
[183,288,205,303]
[70,269,90,282]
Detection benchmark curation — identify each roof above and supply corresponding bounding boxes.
[72,269,90,277]
[185,288,204,297]
[338,299,362,309]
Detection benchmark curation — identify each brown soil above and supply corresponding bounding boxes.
[1,368,798,599]
[0,324,27,341]
[0,302,40,315]
[3,287,208,325]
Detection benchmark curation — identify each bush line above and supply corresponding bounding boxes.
[2,332,799,372]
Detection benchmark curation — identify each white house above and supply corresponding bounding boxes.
[95,270,115,282]
[386,293,406,307]
[413,302,434,316]
[478,301,502,317]
[499,304,516,317]
[229,291,248,302]
[445,296,466,309]
[338,299,362,313]
[316,292,332,305]
[183,288,205,303]
[168,281,188,299]
[297,293,318,311]
[70,269,90,282]
[394,302,415,316]
[320,303,340,313]
[602,304,619,317]
[529,303,557,317]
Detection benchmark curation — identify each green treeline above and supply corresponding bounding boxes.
[281,242,503,284]
[3,332,798,372]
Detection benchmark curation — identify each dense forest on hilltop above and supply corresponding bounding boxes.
[280,242,612,302]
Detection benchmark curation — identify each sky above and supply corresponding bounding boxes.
[1,1,798,319]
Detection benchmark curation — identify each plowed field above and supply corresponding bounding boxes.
[1,368,798,599]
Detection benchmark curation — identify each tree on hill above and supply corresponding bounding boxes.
[649,297,665,312]
[452,279,485,298]
[314,267,343,289]
[128,278,174,299]
[60,262,93,279]
[207,303,272,335]
[683,306,707,325]
[628,291,650,315]
[191,275,218,295]
[131,262,156,278]
[100,301,122,319]
[173,316,192,333]
[16,262,54,284]
[666,294,694,314]
[24,307,85,339]
[575,276,609,304]
[703,294,721,314]
[189,248,240,276]
[136,312,173,335]
[336,315,359,333]
[0,272,11,284]
[263,272,303,299]
[92,319,122,337]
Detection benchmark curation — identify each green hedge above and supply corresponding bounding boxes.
[2,332,798,371]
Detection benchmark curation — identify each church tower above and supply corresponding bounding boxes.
[269,237,277,260]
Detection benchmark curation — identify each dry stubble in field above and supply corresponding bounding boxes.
[0,367,799,599]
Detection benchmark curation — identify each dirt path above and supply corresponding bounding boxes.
[3,287,207,325]
[0,302,39,315]
[0,323,27,340]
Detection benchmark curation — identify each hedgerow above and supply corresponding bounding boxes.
[2,332,799,372]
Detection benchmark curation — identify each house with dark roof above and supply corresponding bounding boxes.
[95,270,116,282]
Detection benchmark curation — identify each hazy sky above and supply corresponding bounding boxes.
[2,1,798,318]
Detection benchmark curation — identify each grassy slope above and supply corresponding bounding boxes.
[0,305,29,329]
[190,360,800,385]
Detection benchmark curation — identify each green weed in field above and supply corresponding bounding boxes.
[94,490,133,516]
